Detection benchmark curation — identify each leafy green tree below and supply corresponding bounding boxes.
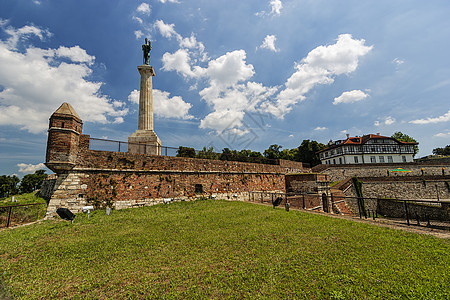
[219,148,238,161]
[295,140,326,167]
[391,132,419,157]
[263,144,282,159]
[280,148,298,161]
[19,170,47,194]
[176,146,196,158]
[0,175,20,198]
[196,146,219,160]
[432,145,450,156]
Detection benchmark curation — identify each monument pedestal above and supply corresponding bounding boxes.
[128,63,162,155]
[128,130,161,155]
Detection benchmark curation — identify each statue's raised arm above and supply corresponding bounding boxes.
[142,38,152,65]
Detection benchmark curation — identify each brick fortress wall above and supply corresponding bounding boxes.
[45,131,304,217]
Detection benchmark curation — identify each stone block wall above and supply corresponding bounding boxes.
[354,176,450,200]
[377,199,449,221]
[315,163,449,182]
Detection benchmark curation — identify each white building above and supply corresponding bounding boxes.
[318,134,417,165]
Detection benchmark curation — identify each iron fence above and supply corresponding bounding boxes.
[337,196,449,229]
[88,137,279,164]
[247,191,449,230]
[89,138,179,156]
[0,203,47,228]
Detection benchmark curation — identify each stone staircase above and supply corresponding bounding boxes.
[331,177,354,215]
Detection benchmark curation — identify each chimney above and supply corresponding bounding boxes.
[376,132,380,136]
[346,133,350,139]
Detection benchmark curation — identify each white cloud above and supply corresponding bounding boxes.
[158,0,179,3]
[17,163,45,174]
[314,126,327,131]
[133,16,143,24]
[257,0,283,17]
[137,3,151,15]
[0,24,128,133]
[55,46,95,65]
[260,35,279,52]
[333,90,369,105]
[155,20,177,38]
[162,49,200,78]
[410,110,450,124]
[197,51,278,134]
[113,117,124,124]
[434,131,450,138]
[384,116,395,125]
[374,116,396,126]
[157,24,371,135]
[270,0,283,15]
[33,0,41,5]
[134,30,143,39]
[128,89,140,104]
[128,89,193,120]
[200,110,245,134]
[263,34,372,117]
[4,23,51,49]
[155,20,206,56]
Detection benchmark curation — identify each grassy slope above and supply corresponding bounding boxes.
[0,192,47,228]
[0,200,448,299]
[0,192,47,206]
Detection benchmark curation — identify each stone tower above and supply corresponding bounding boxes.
[128,65,161,155]
[45,102,83,173]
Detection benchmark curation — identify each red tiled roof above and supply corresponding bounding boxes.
[318,134,417,153]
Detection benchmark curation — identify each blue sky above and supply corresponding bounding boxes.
[1,0,449,176]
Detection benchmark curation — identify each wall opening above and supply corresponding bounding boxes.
[195,184,203,194]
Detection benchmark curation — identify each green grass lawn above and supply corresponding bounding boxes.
[0,199,449,299]
[0,192,47,228]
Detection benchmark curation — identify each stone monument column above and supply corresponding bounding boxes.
[128,38,161,155]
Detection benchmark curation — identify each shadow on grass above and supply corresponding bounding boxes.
[0,278,12,300]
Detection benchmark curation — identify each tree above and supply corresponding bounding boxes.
[432,145,450,156]
[391,132,419,157]
[176,146,196,158]
[19,170,47,194]
[196,146,219,160]
[295,140,326,167]
[263,144,282,159]
[280,148,298,161]
[0,175,20,198]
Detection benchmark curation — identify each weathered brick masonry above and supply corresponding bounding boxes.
[44,104,304,217]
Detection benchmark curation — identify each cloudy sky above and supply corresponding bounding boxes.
[1,0,450,175]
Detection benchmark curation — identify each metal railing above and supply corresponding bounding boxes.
[246,191,449,230]
[89,138,179,156]
[0,202,47,228]
[88,137,280,165]
[337,196,449,229]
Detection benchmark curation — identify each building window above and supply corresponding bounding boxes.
[339,157,342,164]
[354,156,358,163]
[402,156,407,162]
[333,159,336,164]
[387,156,393,163]
[379,156,385,163]
[370,156,376,163]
